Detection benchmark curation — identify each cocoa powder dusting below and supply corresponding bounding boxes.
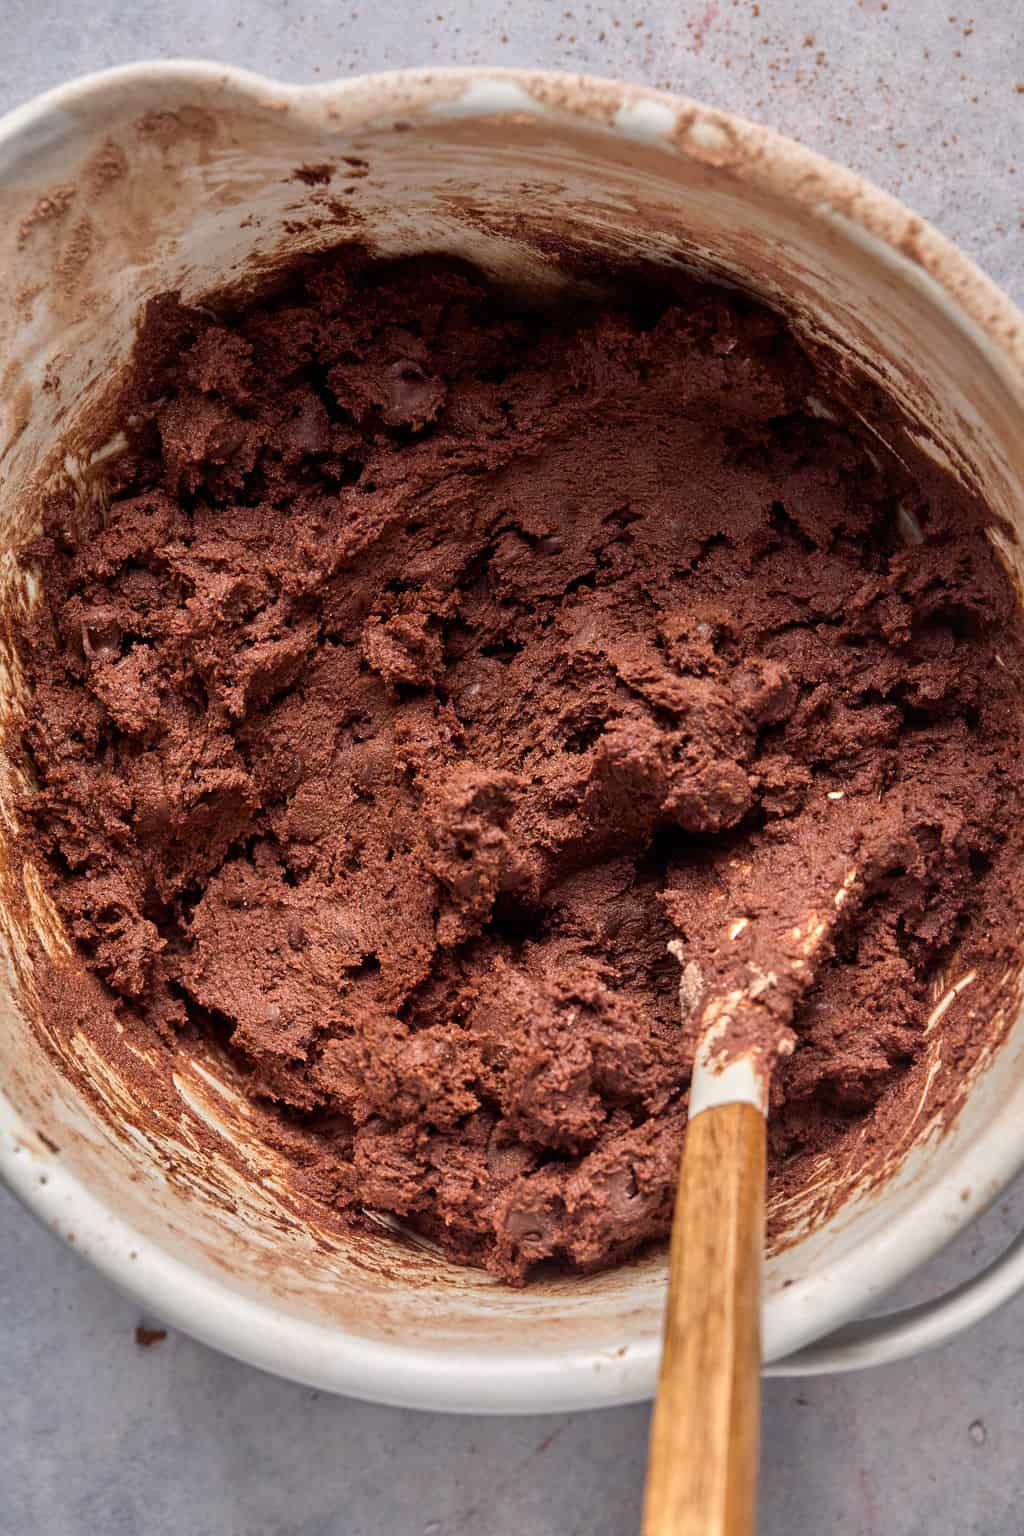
[134,1325,167,1348]
[15,250,1024,1283]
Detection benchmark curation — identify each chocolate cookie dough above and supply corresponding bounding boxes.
[18,251,1024,1282]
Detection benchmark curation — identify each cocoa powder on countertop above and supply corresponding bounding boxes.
[16,249,1024,1282]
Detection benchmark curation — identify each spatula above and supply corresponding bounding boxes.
[642,855,868,1536]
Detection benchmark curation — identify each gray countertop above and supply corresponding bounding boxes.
[3,2,1024,1532]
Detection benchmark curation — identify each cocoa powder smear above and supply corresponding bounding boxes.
[18,250,1024,1282]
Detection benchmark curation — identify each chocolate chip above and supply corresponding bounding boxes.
[382,360,445,428]
[81,611,122,662]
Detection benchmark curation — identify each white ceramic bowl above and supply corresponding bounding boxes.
[2,62,1024,1413]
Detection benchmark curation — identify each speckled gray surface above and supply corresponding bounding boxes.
[2,3,1024,1532]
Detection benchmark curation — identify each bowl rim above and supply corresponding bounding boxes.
[2,58,1024,1412]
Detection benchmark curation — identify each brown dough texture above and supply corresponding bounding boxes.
[17,251,1024,1282]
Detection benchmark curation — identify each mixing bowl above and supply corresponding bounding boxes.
[2,62,1024,1413]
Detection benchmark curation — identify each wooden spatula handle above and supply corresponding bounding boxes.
[642,1101,766,1536]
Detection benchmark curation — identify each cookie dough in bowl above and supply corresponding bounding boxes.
[2,63,1024,1410]
[20,247,1024,1285]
